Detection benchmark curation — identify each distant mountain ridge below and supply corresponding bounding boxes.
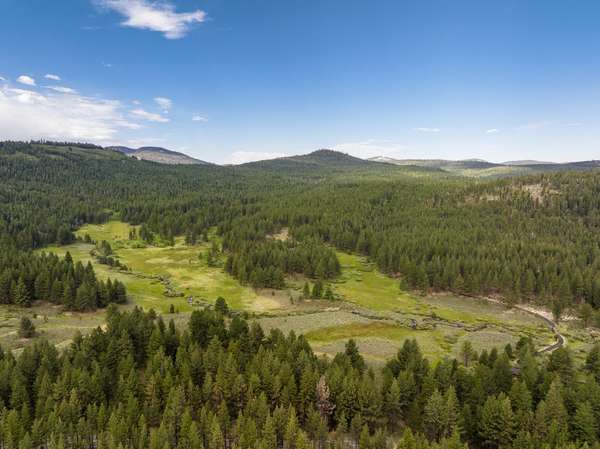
[368,156,600,177]
[502,160,557,166]
[107,146,210,165]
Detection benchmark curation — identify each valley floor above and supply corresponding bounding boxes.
[3,219,593,362]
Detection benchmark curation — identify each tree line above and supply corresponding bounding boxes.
[1,305,600,449]
[4,142,600,311]
[0,249,125,311]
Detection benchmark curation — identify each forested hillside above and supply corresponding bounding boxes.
[3,141,600,448]
[2,305,600,449]
[2,142,600,315]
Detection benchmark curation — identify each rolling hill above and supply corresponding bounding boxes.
[369,156,600,177]
[107,146,210,165]
[240,149,382,171]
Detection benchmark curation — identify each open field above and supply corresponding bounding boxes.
[0,303,105,352]
[49,220,293,313]
[0,219,565,360]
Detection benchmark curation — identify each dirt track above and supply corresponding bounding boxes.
[479,297,566,353]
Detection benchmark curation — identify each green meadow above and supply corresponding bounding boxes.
[4,219,557,360]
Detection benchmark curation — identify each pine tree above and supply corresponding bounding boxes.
[12,277,31,307]
[459,341,476,367]
[0,270,11,304]
[478,393,514,449]
[311,280,323,299]
[284,408,299,449]
[423,389,445,441]
[18,316,36,338]
[261,415,277,449]
[571,401,597,446]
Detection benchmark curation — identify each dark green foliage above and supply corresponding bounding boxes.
[5,141,600,448]
[0,250,125,310]
[17,316,36,338]
[214,297,229,315]
[4,142,600,310]
[0,307,596,449]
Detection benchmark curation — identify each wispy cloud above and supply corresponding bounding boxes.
[0,76,6,82]
[97,0,206,39]
[44,74,61,81]
[0,84,140,142]
[192,114,208,122]
[154,96,172,111]
[333,139,408,159]
[486,128,499,134]
[130,108,169,123]
[226,151,288,165]
[414,127,441,133]
[46,86,77,94]
[17,75,36,86]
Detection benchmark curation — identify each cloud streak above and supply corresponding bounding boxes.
[414,127,441,133]
[46,86,77,94]
[97,0,206,39]
[44,74,61,81]
[17,75,36,86]
[154,96,172,111]
[131,108,170,122]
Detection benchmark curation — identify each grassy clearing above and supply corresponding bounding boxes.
[333,252,548,329]
[257,311,371,335]
[333,252,418,312]
[77,220,132,242]
[46,220,292,313]
[306,322,460,361]
[0,303,105,352]
[31,219,559,362]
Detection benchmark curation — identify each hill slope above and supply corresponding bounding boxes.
[370,156,600,177]
[241,149,382,170]
[108,146,210,165]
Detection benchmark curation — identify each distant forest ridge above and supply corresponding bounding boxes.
[13,140,600,174]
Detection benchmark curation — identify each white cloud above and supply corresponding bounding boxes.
[192,114,208,122]
[0,76,6,82]
[486,128,499,134]
[132,99,141,105]
[333,139,408,159]
[414,127,441,133]
[97,0,206,39]
[44,74,61,81]
[0,84,141,142]
[17,75,36,86]
[130,108,170,123]
[226,151,288,165]
[154,96,172,111]
[46,86,78,94]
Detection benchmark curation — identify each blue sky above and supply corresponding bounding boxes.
[0,0,599,163]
